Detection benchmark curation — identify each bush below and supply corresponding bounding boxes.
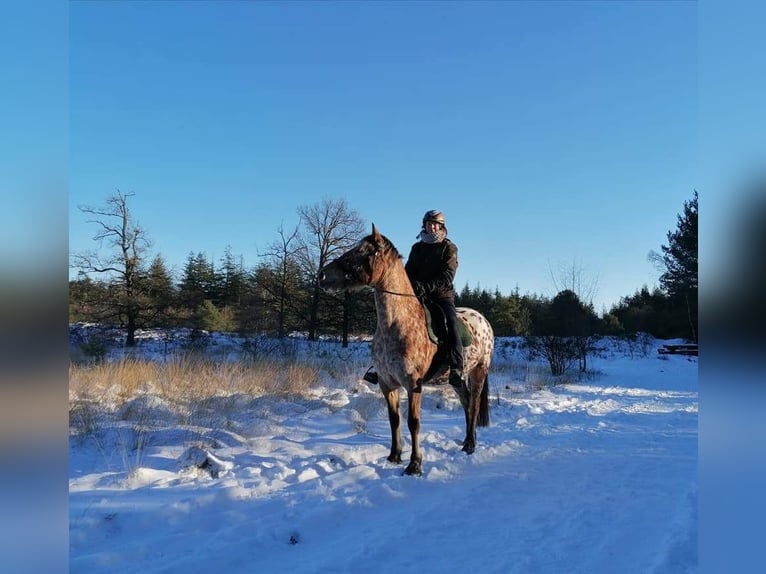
[524,335,579,376]
[194,300,236,332]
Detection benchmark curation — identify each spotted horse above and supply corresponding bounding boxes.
[318,225,495,476]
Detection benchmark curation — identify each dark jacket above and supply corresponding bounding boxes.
[405,238,458,300]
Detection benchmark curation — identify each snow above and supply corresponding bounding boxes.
[69,330,697,573]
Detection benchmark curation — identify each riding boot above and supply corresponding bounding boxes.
[362,367,379,384]
[448,368,464,387]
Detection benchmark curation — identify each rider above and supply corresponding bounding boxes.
[362,209,464,387]
[405,209,464,387]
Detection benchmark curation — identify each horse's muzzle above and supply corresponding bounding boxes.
[318,263,350,291]
[317,268,336,290]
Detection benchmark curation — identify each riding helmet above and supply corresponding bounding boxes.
[422,209,446,227]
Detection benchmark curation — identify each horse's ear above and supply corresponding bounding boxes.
[371,223,382,244]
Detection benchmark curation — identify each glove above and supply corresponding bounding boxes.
[412,282,426,297]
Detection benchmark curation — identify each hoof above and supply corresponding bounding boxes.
[403,461,422,476]
[387,453,402,464]
[461,443,476,455]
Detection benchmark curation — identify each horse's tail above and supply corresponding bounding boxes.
[478,372,490,427]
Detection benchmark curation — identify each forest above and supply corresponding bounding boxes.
[69,191,698,361]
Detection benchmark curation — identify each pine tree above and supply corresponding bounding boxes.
[218,246,247,308]
[658,191,698,341]
[178,252,217,311]
[146,255,176,326]
[609,286,674,339]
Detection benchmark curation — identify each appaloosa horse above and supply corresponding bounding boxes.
[318,225,495,476]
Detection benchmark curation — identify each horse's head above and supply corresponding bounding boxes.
[318,224,400,291]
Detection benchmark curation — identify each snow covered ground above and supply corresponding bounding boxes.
[69,330,697,573]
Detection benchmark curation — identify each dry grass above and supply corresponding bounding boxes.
[69,355,324,465]
[69,355,321,410]
[69,350,340,475]
[491,360,598,394]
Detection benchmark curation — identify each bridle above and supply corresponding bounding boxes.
[369,245,419,298]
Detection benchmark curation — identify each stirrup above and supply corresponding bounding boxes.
[362,366,379,385]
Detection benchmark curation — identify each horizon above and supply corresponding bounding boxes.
[67,203,668,313]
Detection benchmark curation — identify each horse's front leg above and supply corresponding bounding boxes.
[381,385,402,464]
[404,386,423,476]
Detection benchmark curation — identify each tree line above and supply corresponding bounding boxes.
[69,191,698,353]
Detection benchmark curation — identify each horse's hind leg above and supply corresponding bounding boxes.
[461,366,489,454]
[449,376,473,450]
[381,385,402,464]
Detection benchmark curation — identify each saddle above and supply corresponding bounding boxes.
[418,300,473,385]
[422,300,473,347]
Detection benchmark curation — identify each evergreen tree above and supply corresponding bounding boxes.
[178,252,217,311]
[69,275,111,323]
[609,286,674,338]
[218,246,247,308]
[193,299,235,332]
[489,288,530,336]
[657,191,698,341]
[145,255,176,326]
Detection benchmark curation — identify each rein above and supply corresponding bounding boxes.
[379,288,418,298]
[371,247,419,298]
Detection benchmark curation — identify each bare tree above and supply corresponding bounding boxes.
[549,258,600,306]
[548,258,601,370]
[259,222,303,337]
[70,190,152,346]
[295,198,365,341]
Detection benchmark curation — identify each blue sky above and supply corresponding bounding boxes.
[68,1,699,312]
